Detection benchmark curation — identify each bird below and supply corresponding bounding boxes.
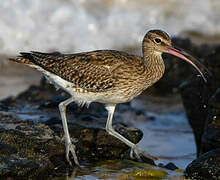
[9,29,209,166]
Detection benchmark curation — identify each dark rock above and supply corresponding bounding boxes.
[0,103,8,111]
[163,162,179,171]
[0,81,145,178]
[180,79,211,154]
[0,142,18,155]
[0,157,40,178]
[0,97,16,107]
[200,88,220,154]
[158,162,179,171]
[180,43,220,180]
[180,44,220,155]
[185,149,220,180]
[206,45,220,86]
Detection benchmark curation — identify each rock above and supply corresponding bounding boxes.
[206,45,220,86]
[180,43,220,179]
[158,162,179,171]
[199,45,220,154]
[200,88,220,154]
[179,79,212,154]
[180,44,220,155]
[185,149,220,180]
[0,81,146,178]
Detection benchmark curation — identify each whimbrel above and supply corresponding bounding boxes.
[10,29,209,166]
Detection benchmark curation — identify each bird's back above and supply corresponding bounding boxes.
[10,50,146,95]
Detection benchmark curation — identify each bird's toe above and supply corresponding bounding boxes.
[65,142,79,166]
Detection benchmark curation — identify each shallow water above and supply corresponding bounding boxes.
[136,112,195,169]
[60,160,185,179]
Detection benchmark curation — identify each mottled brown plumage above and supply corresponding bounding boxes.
[9,29,208,166]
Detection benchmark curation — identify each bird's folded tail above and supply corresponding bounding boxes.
[9,52,35,65]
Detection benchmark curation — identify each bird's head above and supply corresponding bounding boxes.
[143,29,172,53]
[143,29,211,83]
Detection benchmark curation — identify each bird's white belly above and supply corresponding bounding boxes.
[30,65,125,106]
[46,73,131,105]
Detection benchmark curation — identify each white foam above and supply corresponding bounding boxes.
[0,0,219,55]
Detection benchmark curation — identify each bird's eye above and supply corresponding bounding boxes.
[154,38,162,44]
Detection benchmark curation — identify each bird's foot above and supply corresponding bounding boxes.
[130,145,157,161]
[65,141,80,166]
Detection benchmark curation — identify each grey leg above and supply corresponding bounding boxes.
[59,97,79,166]
[105,104,157,161]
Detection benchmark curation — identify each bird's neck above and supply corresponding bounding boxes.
[142,48,165,84]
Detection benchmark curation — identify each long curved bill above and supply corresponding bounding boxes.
[167,46,211,83]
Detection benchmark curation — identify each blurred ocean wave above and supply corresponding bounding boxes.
[0,0,220,55]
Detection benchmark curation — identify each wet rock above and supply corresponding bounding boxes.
[206,45,220,86]
[158,162,179,171]
[0,142,17,155]
[180,44,220,155]
[180,43,220,179]
[185,149,220,180]
[0,82,145,178]
[201,88,220,154]
[179,79,211,154]
[0,157,40,178]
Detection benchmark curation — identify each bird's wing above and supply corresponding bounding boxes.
[15,50,135,92]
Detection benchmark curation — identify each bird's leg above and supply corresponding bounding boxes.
[59,97,79,166]
[105,104,157,161]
